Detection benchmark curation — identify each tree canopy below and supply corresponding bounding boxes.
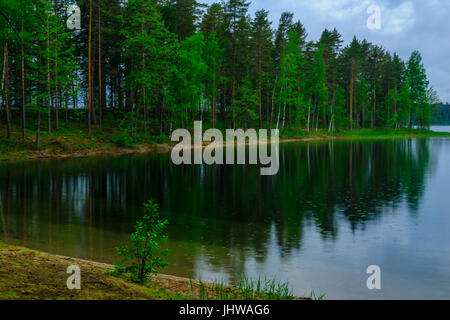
[0,0,438,146]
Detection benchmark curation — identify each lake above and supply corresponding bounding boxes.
[1,133,450,299]
[431,125,450,133]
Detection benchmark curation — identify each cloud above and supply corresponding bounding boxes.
[203,0,450,102]
[304,0,371,19]
[382,1,415,34]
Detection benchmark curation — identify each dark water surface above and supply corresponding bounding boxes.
[1,136,450,299]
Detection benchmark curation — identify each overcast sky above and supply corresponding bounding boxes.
[204,0,450,102]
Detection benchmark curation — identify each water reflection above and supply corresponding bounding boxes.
[0,138,443,298]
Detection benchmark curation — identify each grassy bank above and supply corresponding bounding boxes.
[282,126,450,140]
[1,121,449,162]
[0,241,299,300]
[0,122,172,162]
[0,241,191,300]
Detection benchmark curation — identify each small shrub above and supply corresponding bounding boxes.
[151,134,169,144]
[111,131,135,147]
[112,200,169,283]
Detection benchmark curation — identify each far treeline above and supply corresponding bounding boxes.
[0,0,441,147]
[432,103,450,125]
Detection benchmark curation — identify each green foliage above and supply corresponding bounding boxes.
[204,30,224,125]
[113,200,169,283]
[386,88,399,128]
[308,290,326,300]
[173,32,207,124]
[234,76,259,126]
[398,80,412,126]
[236,274,294,300]
[151,134,169,144]
[307,45,329,131]
[280,29,306,125]
[407,51,431,129]
[192,275,295,300]
[0,0,439,141]
[432,103,450,125]
[355,77,370,123]
[111,131,135,147]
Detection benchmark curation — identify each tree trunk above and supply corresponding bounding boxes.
[349,58,355,131]
[212,56,216,128]
[258,45,262,128]
[307,96,311,132]
[394,93,397,129]
[372,70,376,129]
[36,106,41,149]
[3,43,11,139]
[21,22,26,139]
[46,5,51,134]
[88,0,92,133]
[142,51,147,134]
[328,112,334,133]
[98,6,103,129]
[270,76,277,128]
[276,82,284,131]
[65,86,69,126]
[54,0,59,130]
[36,58,43,148]
[91,16,97,126]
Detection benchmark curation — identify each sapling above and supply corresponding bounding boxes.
[113,200,169,283]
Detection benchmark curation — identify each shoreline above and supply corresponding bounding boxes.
[1,129,449,163]
[0,240,191,300]
[0,241,302,300]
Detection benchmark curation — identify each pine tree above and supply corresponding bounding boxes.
[122,0,178,136]
[342,37,362,130]
[235,75,258,127]
[407,50,430,128]
[308,45,328,132]
[251,9,273,128]
[177,33,207,123]
[274,12,293,74]
[366,44,384,128]
[222,0,251,128]
[386,88,399,128]
[200,2,223,34]
[279,29,306,129]
[0,0,439,140]
[398,79,412,128]
[204,31,224,127]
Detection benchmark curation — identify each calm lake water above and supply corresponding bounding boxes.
[1,133,450,299]
[431,125,450,133]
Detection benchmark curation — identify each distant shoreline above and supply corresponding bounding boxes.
[1,128,449,163]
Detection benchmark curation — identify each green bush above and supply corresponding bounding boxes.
[112,200,169,283]
[111,131,135,147]
[151,134,169,144]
